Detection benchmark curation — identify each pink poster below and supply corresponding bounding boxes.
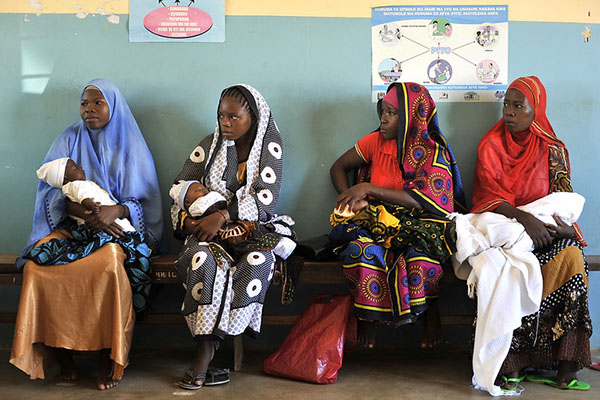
[130,1,225,42]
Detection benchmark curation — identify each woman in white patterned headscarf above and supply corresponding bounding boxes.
[171,84,296,389]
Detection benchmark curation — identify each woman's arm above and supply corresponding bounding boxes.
[330,147,364,194]
[363,184,422,209]
[84,205,126,237]
[66,199,125,237]
[494,202,554,249]
[182,210,229,241]
[65,199,89,219]
[330,147,421,211]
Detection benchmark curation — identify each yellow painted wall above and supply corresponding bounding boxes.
[3,0,599,23]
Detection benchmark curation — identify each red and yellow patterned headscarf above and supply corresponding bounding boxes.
[382,82,466,215]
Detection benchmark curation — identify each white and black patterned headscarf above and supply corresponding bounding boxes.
[174,84,291,232]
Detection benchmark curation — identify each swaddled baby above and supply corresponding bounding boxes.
[36,157,135,231]
[170,181,258,247]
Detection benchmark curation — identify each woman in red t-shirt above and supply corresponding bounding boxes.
[329,82,465,349]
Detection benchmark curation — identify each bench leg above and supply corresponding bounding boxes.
[233,335,243,371]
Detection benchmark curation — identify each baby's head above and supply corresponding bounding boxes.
[36,157,86,188]
[169,180,209,210]
[184,182,209,209]
[64,159,86,183]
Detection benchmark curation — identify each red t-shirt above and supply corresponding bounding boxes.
[355,131,404,190]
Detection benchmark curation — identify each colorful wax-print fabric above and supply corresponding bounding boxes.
[24,219,152,314]
[499,239,592,374]
[330,202,455,325]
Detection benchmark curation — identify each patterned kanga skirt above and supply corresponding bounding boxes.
[499,238,592,374]
[330,203,456,326]
[176,233,295,339]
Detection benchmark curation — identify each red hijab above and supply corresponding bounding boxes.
[472,76,569,212]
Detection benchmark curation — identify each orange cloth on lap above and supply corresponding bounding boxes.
[10,229,134,380]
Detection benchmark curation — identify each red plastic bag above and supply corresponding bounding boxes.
[263,294,357,384]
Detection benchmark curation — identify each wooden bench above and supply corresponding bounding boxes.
[2,253,600,371]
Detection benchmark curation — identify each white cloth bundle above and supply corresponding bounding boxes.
[63,181,135,232]
[188,191,227,217]
[448,192,585,396]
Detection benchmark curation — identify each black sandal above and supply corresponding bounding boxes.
[205,368,230,386]
[179,369,206,390]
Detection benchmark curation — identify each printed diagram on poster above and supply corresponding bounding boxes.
[372,5,508,102]
[129,0,224,42]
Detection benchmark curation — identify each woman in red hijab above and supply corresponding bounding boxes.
[473,76,591,391]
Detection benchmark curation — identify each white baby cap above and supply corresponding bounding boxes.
[36,157,69,188]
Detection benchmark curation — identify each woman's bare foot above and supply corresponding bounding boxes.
[97,349,120,390]
[555,360,578,386]
[181,337,218,387]
[357,320,376,349]
[420,304,443,348]
[56,348,77,381]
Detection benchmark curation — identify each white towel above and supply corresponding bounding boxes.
[448,192,585,396]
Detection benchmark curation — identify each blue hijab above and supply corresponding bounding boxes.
[17,79,163,269]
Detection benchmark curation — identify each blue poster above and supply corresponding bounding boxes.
[130,0,225,42]
[372,5,508,102]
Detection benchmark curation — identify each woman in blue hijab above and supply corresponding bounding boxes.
[11,79,162,390]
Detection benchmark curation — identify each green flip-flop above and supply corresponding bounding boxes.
[500,374,527,392]
[546,379,590,391]
[525,374,555,384]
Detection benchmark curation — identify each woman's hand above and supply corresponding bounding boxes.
[102,222,125,238]
[545,214,575,239]
[516,212,553,249]
[495,202,552,250]
[184,212,225,242]
[335,183,370,212]
[336,183,422,211]
[85,205,124,236]
[182,216,200,236]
